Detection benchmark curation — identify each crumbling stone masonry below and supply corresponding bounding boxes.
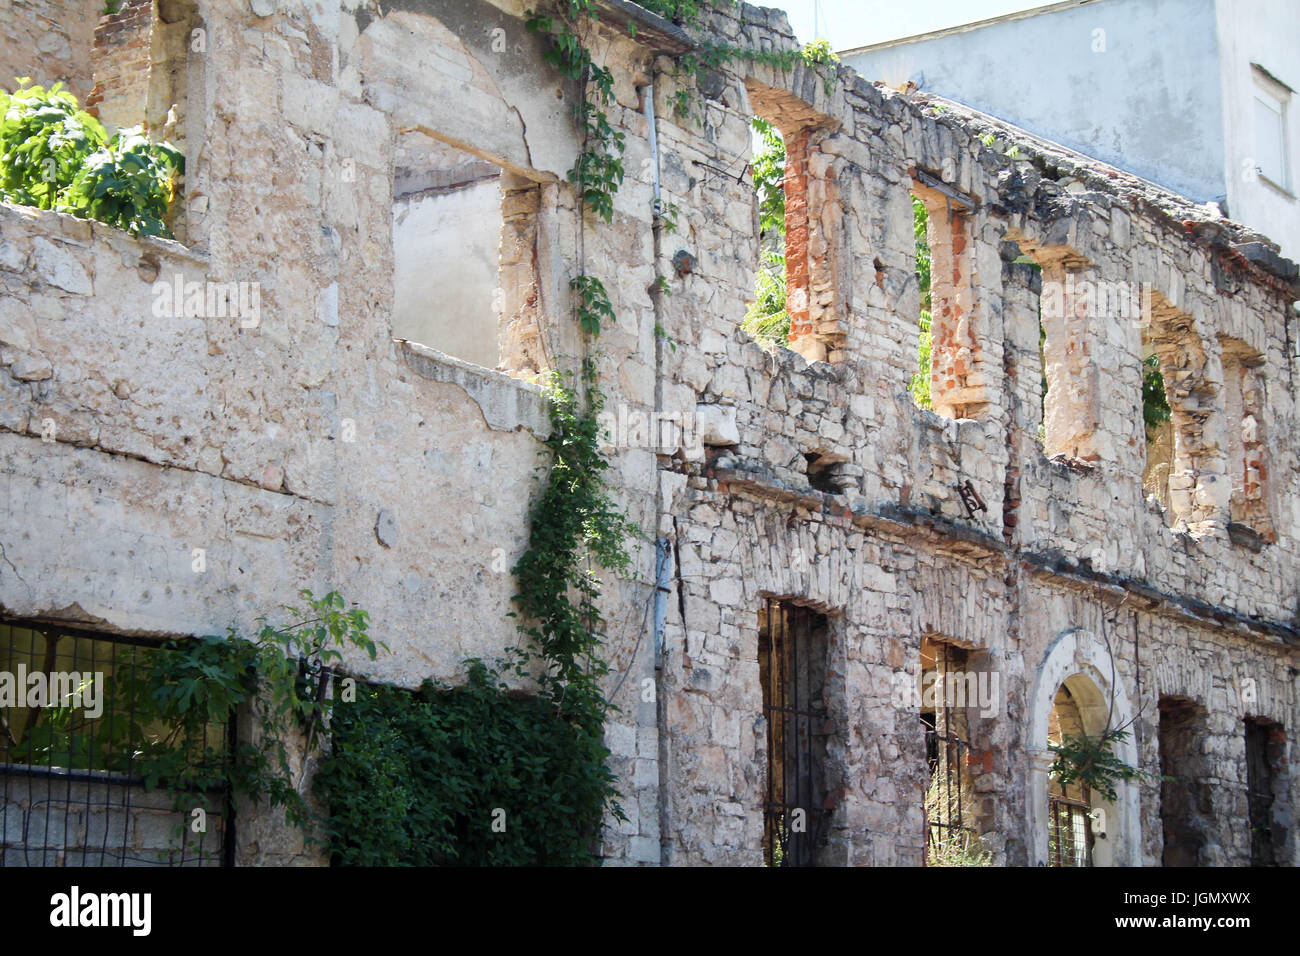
[0,0,1297,866]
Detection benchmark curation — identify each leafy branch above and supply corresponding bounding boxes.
[0,81,184,238]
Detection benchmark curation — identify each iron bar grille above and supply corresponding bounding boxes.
[1,621,232,867]
[759,600,829,867]
[921,641,980,865]
[1048,794,1092,867]
[923,726,977,864]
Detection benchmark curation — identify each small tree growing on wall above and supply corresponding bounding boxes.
[0,81,184,238]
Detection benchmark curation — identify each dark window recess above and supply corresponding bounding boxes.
[803,453,842,495]
[759,600,831,866]
[923,644,976,863]
[1158,697,1210,866]
[1245,716,1286,866]
[1,621,232,867]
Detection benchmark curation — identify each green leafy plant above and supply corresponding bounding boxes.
[909,197,933,408]
[317,657,621,865]
[1142,354,1171,436]
[656,198,680,233]
[131,590,384,829]
[751,116,786,237]
[742,249,789,347]
[570,274,617,337]
[1049,728,1152,803]
[0,81,184,238]
[741,115,790,347]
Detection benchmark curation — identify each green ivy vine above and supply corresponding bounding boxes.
[134,591,382,831]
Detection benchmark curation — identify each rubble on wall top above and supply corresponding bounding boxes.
[683,2,1297,296]
[907,90,1299,290]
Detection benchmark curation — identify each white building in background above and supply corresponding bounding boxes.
[840,0,1300,263]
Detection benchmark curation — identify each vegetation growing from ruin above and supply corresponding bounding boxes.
[1142,354,1172,436]
[909,197,934,409]
[751,116,786,235]
[13,591,383,854]
[130,591,383,828]
[0,81,184,238]
[317,657,621,865]
[742,116,790,346]
[1049,727,1149,803]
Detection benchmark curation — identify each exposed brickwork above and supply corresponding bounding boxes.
[782,127,812,345]
[85,0,152,128]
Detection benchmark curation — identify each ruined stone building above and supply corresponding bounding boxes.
[0,0,1297,866]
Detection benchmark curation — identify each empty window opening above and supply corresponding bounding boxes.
[1244,716,1288,866]
[392,131,548,378]
[911,175,983,419]
[741,116,790,349]
[920,638,992,866]
[1141,348,1174,513]
[908,196,933,410]
[1221,339,1273,542]
[1,620,231,867]
[1144,291,1219,533]
[1158,697,1211,866]
[758,600,831,866]
[741,82,844,363]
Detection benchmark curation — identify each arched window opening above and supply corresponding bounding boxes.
[1047,683,1094,867]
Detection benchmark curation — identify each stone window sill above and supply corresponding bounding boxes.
[396,339,551,438]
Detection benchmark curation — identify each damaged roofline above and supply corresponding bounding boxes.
[596,0,699,55]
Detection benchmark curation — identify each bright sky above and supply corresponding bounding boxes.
[769,0,1060,51]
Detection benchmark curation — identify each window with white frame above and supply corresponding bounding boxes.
[1253,66,1291,191]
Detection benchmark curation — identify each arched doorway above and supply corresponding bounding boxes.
[1028,628,1141,866]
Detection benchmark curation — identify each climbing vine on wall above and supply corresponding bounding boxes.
[315,658,621,865]
[495,0,843,858]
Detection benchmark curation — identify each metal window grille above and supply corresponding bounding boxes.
[759,600,830,867]
[921,641,981,865]
[1,621,232,867]
[1048,794,1092,867]
[924,724,977,864]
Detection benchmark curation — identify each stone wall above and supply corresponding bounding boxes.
[0,0,95,99]
[0,0,1297,867]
